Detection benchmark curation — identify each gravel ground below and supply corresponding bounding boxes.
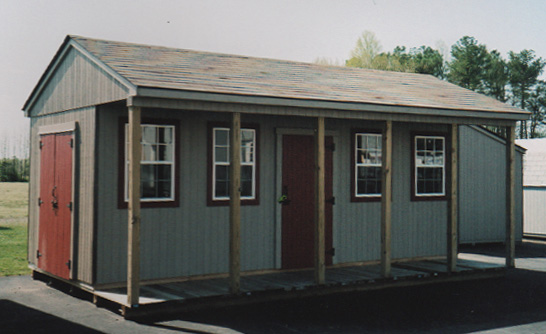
[2,240,546,334]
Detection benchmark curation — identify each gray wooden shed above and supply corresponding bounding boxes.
[516,138,546,237]
[23,35,528,313]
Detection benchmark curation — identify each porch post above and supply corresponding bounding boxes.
[315,117,326,285]
[381,120,393,278]
[448,124,458,273]
[505,125,516,268]
[229,112,242,293]
[127,105,141,307]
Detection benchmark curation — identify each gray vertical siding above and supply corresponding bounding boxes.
[523,187,546,236]
[28,106,96,284]
[95,106,281,284]
[95,107,458,284]
[458,126,523,244]
[28,47,129,117]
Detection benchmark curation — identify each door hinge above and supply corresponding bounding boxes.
[67,202,72,211]
[39,141,43,150]
[326,248,335,257]
[36,250,42,258]
[328,142,336,151]
[66,260,71,270]
[69,138,74,148]
[326,196,335,205]
[38,198,43,206]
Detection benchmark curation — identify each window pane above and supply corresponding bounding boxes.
[241,145,254,163]
[435,138,444,151]
[416,138,425,151]
[158,127,173,144]
[241,180,252,197]
[241,165,253,182]
[356,135,364,149]
[158,144,173,161]
[215,165,229,181]
[141,144,156,161]
[215,129,228,146]
[215,147,229,163]
[215,181,229,198]
[142,126,156,144]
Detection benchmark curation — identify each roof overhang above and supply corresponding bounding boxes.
[128,87,529,127]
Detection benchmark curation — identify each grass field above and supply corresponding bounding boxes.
[0,182,30,276]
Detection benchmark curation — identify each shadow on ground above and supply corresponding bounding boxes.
[1,299,105,334]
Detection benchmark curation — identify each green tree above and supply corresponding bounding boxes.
[507,49,546,138]
[411,46,445,78]
[346,31,382,69]
[483,50,509,102]
[527,81,546,138]
[447,36,489,91]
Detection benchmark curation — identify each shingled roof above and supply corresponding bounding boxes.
[75,36,529,113]
[24,35,529,121]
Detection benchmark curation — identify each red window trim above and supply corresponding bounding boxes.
[411,131,448,202]
[207,122,260,207]
[351,128,383,203]
[117,117,181,209]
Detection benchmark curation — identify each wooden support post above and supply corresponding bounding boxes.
[505,125,516,268]
[381,120,393,278]
[448,124,458,273]
[127,105,141,307]
[315,117,326,285]
[229,112,242,293]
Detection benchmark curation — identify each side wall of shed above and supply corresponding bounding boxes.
[28,106,96,284]
[95,105,450,285]
[459,126,523,244]
[523,187,546,236]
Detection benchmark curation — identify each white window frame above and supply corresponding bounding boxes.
[355,133,382,198]
[414,135,445,197]
[124,124,176,202]
[212,127,256,201]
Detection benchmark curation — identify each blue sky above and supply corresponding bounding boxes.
[1,0,546,136]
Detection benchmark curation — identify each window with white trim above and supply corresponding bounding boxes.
[213,127,256,200]
[355,133,382,197]
[125,124,175,201]
[414,135,445,196]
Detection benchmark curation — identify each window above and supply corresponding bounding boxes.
[209,125,258,204]
[354,133,382,199]
[414,135,445,198]
[120,121,179,208]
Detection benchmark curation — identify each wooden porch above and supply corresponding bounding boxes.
[93,252,505,319]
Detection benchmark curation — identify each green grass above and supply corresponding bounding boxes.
[0,182,30,276]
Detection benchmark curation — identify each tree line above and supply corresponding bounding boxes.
[319,31,546,139]
[0,127,30,182]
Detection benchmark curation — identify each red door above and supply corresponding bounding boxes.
[281,135,334,269]
[38,132,73,280]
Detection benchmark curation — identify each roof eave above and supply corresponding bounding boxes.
[134,86,530,123]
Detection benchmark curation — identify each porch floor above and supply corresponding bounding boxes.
[93,252,505,318]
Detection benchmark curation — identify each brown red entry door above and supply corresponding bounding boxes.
[281,135,333,269]
[38,132,73,279]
